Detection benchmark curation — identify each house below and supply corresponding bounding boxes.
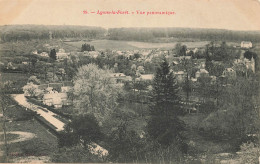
[6,62,16,70]
[244,57,255,73]
[193,59,206,69]
[89,51,99,58]
[174,71,186,83]
[210,76,217,84]
[43,92,71,108]
[195,69,209,79]
[83,51,100,58]
[109,73,130,83]
[22,61,29,65]
[110,73,126,78]
[61,86,72,93]
[32,50,38,55]
[136,74,154,81]
[241,41,252,48]
[56,49,69,60]
[222,68,236,78]
[39,52,49,57]
[234,57,255,73]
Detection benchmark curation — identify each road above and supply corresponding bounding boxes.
[11,94,108,156]
[12,94,65,131]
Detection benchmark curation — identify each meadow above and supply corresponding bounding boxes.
[64,39,209,50]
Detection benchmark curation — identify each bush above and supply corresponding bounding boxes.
[51,146,102,163]
[58,114,103,147]
[198,101,216,114]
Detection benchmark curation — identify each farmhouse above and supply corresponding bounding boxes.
[241,41,252,48]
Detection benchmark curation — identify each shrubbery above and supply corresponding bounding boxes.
[51,146,102,163]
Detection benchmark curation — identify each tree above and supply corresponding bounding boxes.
[103,109,145,162]
[49,49,57,60]
[147,57,186,150]
[22,82,38,97]
[180,58,193,106]
[51,146,102,163]
[199,76,260,145]
[73,64,121,122]
[27,76,40,85]
[244,51,257,61]
[174,43,187,56]
[91,45,95,51]
[205,45,214,74]
[211,63,225,77]
[81,43,94,52]
[58,114,103,147]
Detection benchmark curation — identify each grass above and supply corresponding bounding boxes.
[64,40,138,51]
[64,39,209,50]
[4,120,57,158]
[0,94,58,163]
[0,133,19,142]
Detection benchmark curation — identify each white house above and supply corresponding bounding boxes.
[136,74,154,81]
[241,41,252,48]
[43,92,71,108]
[56,49,69,60]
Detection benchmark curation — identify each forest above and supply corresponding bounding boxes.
[1,25,260,43]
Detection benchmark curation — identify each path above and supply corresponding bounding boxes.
[0,131,36,145]
[12,94,65,131]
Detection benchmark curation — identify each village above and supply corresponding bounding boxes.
[11,40,256,112]
[0,25,259,163]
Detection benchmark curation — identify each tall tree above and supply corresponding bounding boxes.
[174,43,187,56]
[205,45,213,74]
[73,64,121,122]
[49,49,57,60]
[180,58,193,109]
[147,57,186,150]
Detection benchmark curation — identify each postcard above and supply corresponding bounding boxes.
[0,0,260,163]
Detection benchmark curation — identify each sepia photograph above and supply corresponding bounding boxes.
[0,0,260,163]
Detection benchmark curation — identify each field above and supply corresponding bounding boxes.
[64,40,209,50]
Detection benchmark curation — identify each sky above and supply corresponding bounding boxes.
[0,0,260,31]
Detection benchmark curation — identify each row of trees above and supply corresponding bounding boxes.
[108,27,260,42]
[81,43,95,52]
